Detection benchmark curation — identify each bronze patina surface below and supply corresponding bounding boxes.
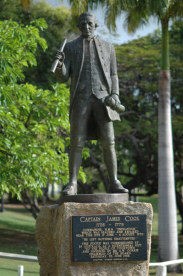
[60,193,129,204]
[54,12,128,195]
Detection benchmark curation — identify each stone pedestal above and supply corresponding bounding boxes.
[36,196,152,276]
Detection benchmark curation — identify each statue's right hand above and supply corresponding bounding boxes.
[55,51,65,62]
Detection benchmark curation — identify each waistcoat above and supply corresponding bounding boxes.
[77,38,108,100]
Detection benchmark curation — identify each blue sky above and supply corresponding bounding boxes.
[35,0,160,44]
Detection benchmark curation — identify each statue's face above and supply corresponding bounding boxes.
[78,16,95,38]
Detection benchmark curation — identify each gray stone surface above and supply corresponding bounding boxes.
[36,202,153,276]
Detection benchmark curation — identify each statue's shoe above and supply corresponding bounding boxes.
[62,182,77,196]
[110,179,128,193]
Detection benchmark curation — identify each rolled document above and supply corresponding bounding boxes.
[50,38,67,73]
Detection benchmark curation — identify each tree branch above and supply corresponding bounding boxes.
[0,149,13,157]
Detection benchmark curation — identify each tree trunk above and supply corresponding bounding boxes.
[21,0,32,10]
[158,19,179,266]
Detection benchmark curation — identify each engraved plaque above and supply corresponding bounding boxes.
[72,215,147,262]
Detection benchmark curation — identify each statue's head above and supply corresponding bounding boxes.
[77,12,98,38]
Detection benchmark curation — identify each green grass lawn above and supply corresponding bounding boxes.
[0,205,37,256]
[0,204,39,275]
[0,198,183,275]
[140,195,183,275]
[0,259,39,276]
[0,206,35,234]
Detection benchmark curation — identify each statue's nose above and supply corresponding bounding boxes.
[84,23,90,30]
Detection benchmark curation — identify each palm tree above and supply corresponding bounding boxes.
[21,0,32,10]
[68,0,183,264]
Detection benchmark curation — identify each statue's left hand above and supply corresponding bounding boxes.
[105,94,125,113]
[106,94,120,105]
[111,94,120,103]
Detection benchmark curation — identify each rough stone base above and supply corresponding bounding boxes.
[36,202,153,276]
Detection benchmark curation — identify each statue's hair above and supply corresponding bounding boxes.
[77,12,99,28]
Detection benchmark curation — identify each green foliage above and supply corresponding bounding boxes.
[28,1,72,88]
[169,20,183,191]
[0,0,72,89]
[111,21,183,192]
[0,19,73,198]
[0,20,47,84]
[113,33,160,192]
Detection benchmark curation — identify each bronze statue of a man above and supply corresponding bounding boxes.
[55,12,128,195]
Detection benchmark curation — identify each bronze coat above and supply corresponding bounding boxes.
[58,35,120,122]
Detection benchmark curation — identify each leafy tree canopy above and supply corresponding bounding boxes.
[0,0,72,89]
[0,19,86,199]
[112,20,183,196]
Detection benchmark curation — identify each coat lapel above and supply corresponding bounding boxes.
[94,36,120,122]
[94,36,110,91]
[69,37,85,118]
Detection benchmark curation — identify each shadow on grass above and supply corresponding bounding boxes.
[0,267,38,275]
[0,206,36,234]
[0,220,35,234]
[25,272,39,274]
[4,206,31,214]
[0,267,16,272]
